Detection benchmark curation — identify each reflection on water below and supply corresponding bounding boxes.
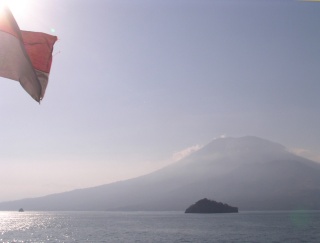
[0,212,72,242]
[0,212,57,232]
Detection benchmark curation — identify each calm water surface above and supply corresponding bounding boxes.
[0,211,319,242]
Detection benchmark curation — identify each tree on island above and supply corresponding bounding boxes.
[185,198,238,213]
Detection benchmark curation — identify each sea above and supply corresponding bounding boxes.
[0,211,319,242]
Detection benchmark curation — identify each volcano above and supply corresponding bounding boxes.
[1,136,320,211]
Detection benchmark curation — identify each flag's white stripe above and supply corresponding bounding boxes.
[0,31,41,101]
[35,69,49,98]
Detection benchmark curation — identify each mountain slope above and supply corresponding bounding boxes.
[1,136,320,211]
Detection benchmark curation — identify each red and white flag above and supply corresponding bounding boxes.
[0,6,57,102]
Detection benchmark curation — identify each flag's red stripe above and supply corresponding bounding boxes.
[21,31,58,73]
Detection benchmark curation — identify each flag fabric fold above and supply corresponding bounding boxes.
[0,6,57,102]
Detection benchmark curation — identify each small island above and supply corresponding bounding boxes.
[18,208,24,212]
[185,198,238,214]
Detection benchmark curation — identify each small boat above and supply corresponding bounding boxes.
[18,208,24,212]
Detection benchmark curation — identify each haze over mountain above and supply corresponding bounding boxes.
[1,136,320,211]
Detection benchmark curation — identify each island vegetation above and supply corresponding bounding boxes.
[185,198,238,213]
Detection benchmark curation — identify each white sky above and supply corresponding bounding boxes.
[0,0,320,202]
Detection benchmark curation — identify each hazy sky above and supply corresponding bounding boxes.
[0,0,320,202]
